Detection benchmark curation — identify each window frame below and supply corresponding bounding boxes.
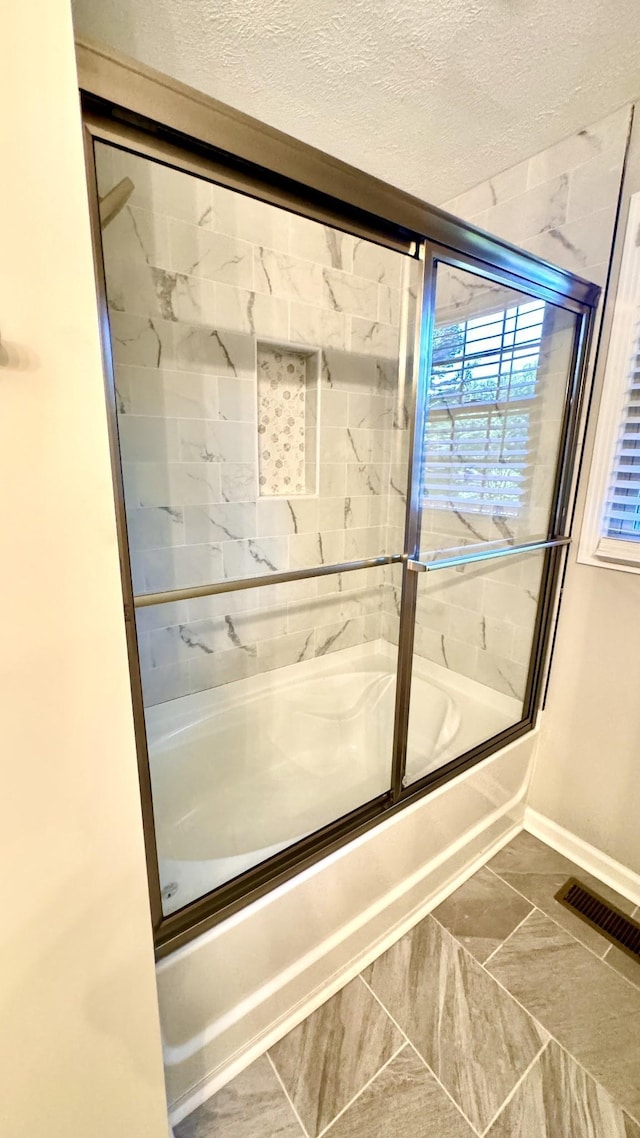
[578,190,640,575]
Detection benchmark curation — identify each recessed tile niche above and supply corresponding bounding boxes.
[256,341,320,497]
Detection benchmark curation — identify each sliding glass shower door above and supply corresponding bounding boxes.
[84,97,595,951]
[93,137,423,916]
[396,259,580,789]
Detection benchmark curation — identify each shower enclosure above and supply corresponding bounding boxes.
[79,45,598,955]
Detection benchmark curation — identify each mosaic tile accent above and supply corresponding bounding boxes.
[257,344,308,496]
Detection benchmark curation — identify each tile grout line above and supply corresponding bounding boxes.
[478,1038,549,1136]
[434,903,640,1128]
[552,1036,640,1133]
[316,1041,407,1138]
[484,865,640,992]
[403,1039,483,1138]
[357,974,482,1136]
[266,1052,312,1138]
[485,863,615,962]
[480,904,536,968]
[598,948,640,992]
[233,853,638,1138]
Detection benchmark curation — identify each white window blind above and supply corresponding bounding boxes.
[601,323,640,542]
[579,190,640,572]
[423,300,545,516]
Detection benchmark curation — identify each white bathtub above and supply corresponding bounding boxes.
[157,714,536,1124]
[146,641,519,914]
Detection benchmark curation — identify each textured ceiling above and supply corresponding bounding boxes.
[71,0,640,204]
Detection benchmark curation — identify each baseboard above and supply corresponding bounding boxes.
[167,807,523,1126]
[524,807,640,906]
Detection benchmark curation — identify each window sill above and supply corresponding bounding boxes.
[576,536,640,575]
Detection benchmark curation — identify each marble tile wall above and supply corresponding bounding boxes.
[381,105,632,702]
[443,105,632,289]
[95,142,410,703]
[137,567,388,705]
[99,107,631,708]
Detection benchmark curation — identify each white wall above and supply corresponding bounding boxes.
[0,2,168,1134]
[444,107,640,875]
[69,0,640,206]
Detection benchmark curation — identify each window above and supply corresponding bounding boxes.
[423,300,545,516]
[579,191,640,572]
[603,344,640,541]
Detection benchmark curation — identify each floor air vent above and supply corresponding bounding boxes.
[555,877,640,963]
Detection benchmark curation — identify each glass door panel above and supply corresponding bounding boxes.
[404,547,546,787]
[140,566,399,913]
[95,140,419,595]
[398,256,581,791]
[94,137,418,914]
[419,262,579,556]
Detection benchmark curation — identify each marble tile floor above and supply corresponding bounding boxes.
[175,832,640,1138]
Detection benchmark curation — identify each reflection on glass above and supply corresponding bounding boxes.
[404,549,545,786]
[94,139,418,593]
[135,567,398,913]
[420,264,577,555]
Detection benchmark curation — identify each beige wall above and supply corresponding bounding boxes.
[532,559,640,872]
[529,112,640,874]
[444,106,640,874]
[0,2,168,1134]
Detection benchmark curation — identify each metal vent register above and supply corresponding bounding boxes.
[555,878,640,962]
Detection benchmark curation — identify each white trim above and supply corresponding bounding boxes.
[592,534,640,567]
[167,806,524,1126]
[524,806,640,906]
[578,190,640,574]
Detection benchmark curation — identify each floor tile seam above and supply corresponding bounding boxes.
[361,917,640,1138]
[430,911,554,1051]
[597,944,640,991]
[469,909,640,1127]
[484,864,613,961]
[477,1037,549,1136]
[358,974,482,1136]
[404,1037,483,1137]
[357,910,637,1130]
[475,861,553,907]
[358,903,639,1130]
[479,904,536,967]
[553,1035,640,1127]
[485,880,640,991]
[549,1036,640,1132]
[266,1051,312,1138]
[487,858,639,928]
[316,1041,407,1138]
